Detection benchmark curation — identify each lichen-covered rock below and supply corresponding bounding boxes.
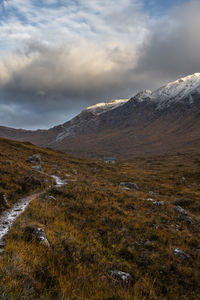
[23,225,50,247]
[180,214,193,224]
[174,248,191,261]
[120,182,139,190]
[26,154,41,164]
[174,206,187,215]
[109,270,133,285]
[174,206,193,224]
[0,193,9,207]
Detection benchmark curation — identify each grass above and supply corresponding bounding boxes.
[0,138,200,299]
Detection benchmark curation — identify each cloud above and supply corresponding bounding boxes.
[136,0,200,87]
[0,0,200,129]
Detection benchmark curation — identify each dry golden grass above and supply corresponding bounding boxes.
[0,138,200,299]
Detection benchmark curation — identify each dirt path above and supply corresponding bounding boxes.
[0,193,39,251]
[0,174,67,254]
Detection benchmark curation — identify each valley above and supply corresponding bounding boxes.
[0,138,199,299]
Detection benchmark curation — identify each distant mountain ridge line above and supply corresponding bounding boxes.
[1,73,200,158]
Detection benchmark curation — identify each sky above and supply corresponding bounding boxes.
[0,0,199,129]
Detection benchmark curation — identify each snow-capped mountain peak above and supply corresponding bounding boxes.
[84,99,129,115]
[151,73,200,108]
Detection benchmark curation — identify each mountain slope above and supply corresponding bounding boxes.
[1,73,200,157]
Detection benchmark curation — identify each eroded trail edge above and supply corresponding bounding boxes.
[0,175,66,251]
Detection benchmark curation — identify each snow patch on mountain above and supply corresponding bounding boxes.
[152,73,200,109]
[84,99,129,115]
[54,73,200,142]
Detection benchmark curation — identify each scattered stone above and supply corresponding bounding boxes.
[174,206,193,224]
[149,191,157,195]
[109,270,133,285]
[173,248,191,261]
[32,165,42,172]
[146,198,154,202]
[23,225,50,247]
[123,187,131,191]
[180,215,193,224]
[49,196,56,202]
[26,154,41,164]
[35,228,50,247]
[120,182,139,190]
[174,206,187,215]
[153,201,164,206]
[0,193,9,207]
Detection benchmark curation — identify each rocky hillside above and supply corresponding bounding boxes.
[1,73,200,158]
[0,137,200,299]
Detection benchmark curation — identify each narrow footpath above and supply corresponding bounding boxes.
[0,175,66,255]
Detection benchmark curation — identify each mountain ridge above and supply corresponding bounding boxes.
[1,73,200,158]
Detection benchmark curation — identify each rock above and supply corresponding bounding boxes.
[23,225,50,247]
[153,201,164,206]
[174,206,187,215]
[0,193,9,207]
[173,248,191,261]
[123,187,131,191]
[174,206,193,224]
[35,228,50,247]
[32,165,42,172]
[120,182,139,190]
[146,198,154,202]
[180,214,193,224]
[109,270,133,285]
[149,191,157,195]
[49,196,56,202]
[26,154,41,164]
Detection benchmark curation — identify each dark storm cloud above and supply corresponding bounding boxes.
[136,0,200,88]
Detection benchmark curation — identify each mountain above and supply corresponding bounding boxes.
[1,73,200,158]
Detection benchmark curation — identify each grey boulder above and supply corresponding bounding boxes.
[109,270,133,285]
[120,182,139,190]
[26,154,41,164]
